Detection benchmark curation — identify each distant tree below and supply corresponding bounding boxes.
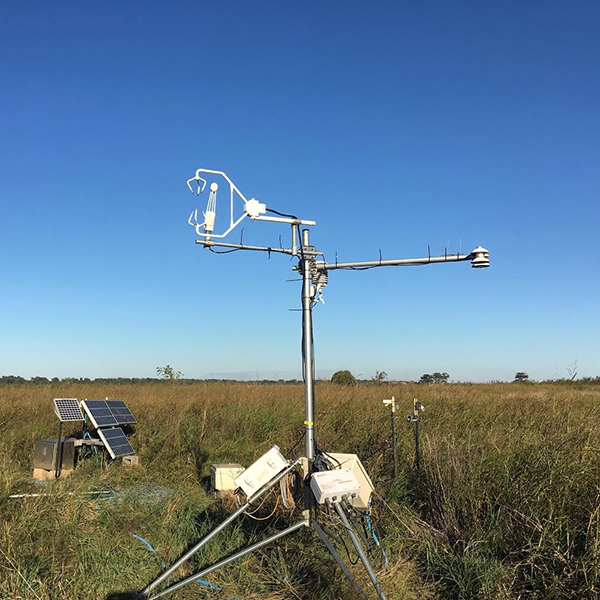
[567,358,579,381]
[432,372,450,384]
[331,370,356,385]
[157,365,183,381]
[419,373,434,384]
[371,370,388,385]
[30,376,50,384]
[514,372,529,383]
[0,375,26,384]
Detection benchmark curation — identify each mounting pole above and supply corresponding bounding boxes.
[301,228,315,464]
[414,414,420,471]
[406,399,424,471]
[382,396,398,478]
[54,422,63,479]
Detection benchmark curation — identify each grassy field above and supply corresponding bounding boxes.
[1,382,599,599]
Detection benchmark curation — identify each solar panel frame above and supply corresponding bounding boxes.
[53,398,84,422]
[97,427,135,459]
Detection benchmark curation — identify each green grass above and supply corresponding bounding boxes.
[1,382,599,599]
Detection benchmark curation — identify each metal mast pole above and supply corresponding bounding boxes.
[54,421,63,479]
[301,228,315,464]
[390,401,398,479]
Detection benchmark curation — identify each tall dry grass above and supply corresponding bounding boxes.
[0,382,599,599]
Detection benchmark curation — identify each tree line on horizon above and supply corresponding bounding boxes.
[1,373,599,386]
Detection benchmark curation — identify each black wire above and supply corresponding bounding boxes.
[284,430,306,457]
[323,506,359,565]
[266,207,299,220]
[337,263,426,271]
[321,451,343,469]
[208,247,240,254]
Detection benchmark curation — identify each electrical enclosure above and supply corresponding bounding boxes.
[211,464,245,491]
[34,438,76,471]
[310,468,361,504]
[326,453,375,510]
[234,445,288,498]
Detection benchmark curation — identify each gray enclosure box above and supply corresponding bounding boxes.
[34,438,76,470]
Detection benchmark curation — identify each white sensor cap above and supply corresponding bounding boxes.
[471,246,490,268]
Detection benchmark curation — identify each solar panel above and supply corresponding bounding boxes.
[81,399,136,429]
[53,398,83,422]
[97,427,135,459]
[81,400,118,428]
[106,400,137,425]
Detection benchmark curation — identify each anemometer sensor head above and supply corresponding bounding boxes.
[470,246,490,268]
[187,168,315,241]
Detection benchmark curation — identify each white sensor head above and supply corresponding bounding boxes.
[470,246,490,268]
[210,182,218,192]
[246,198,266,218]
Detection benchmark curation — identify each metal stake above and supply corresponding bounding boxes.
[54,422,63,479]
[406,399,424,471]
[383,396,398,478]
[414,418,420,471]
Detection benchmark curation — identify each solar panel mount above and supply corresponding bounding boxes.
[53,398,84,422]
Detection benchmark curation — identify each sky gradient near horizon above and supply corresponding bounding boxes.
[1,2,599,382]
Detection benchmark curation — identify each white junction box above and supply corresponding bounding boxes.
[211,463,245,492]
[234,445,288,498]
[326,453,374,510]
[311,469,361,504]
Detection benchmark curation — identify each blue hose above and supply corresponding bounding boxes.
[131,534,168,570]
[130,533,236,596]
[365,511,389,568]
[83,430,98,455]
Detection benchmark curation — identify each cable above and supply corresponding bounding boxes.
[284,430,306,457]
[131,533,167,570]
[365,511,389,568]
[266,207,299,220]
[130,533,232,596]
[244,495,280,521]
[321,451,343,469]
[335,263,427,271]
[208,246,240,254]
[322,504,359,565]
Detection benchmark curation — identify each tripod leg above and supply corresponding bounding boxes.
[334,503,388,600]
[312,520,368,600]
[146,521,307,600]
[139,459,300,598]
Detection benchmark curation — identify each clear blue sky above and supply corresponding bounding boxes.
[1,1,598,382]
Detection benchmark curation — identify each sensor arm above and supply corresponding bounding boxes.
[195,239,296,255]
[316,247,489,271]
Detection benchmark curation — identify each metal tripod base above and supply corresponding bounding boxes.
[139,504,387,600]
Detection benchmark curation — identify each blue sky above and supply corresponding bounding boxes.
[1,1,598,382]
